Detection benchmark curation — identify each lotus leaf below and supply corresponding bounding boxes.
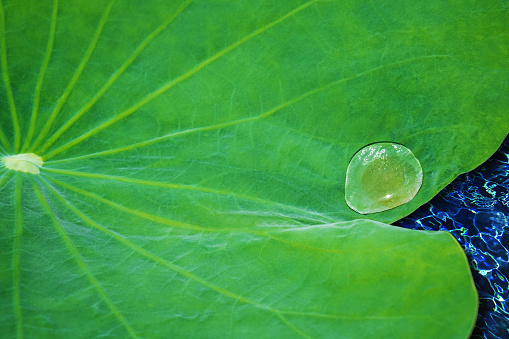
[1,0,507,337]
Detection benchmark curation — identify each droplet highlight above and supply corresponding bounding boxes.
[345,142,422,214]
[1,153,44,174]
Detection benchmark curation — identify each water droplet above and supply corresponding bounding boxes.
[345,142,422,214]
[1,153,44,174]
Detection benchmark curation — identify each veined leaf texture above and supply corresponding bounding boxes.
[1,0,507,338]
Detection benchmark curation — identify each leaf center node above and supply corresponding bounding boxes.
[1,153,44,174]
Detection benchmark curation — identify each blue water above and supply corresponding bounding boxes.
[396,135,509,339]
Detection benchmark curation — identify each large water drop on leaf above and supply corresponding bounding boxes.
[345,143,422,214]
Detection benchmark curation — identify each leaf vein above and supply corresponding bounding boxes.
[13,175,23,339]
[274,312,312,339]
[38,0,192,154]
[0,170,12,190]
[0,0,21,152]
[45,175,217,232]
[0,127,11,152]
[39,177,314,337]
[43,0,320,159]
[22,0,59,152]
[43,167,337,224]
[42,174,365,256]
[45,54,451,163]
[30,0,115,152]
[32,180,138,339]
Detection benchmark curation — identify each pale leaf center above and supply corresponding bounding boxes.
[1,153,44,174]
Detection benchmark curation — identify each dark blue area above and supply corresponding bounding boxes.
[396,135,509,339]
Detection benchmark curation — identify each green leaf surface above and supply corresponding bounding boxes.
[1,0,507,337]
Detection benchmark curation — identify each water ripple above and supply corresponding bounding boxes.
[396,135,509,339]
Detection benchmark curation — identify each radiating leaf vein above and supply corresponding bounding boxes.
[38,0,193,154]
[44,175,219,232]
[0,127,11,152]
[22,0,59,152]
[13,175,23,339]
[45,54,451,163]
[43,0,320,159]
[0,0,21,152]
[0,170,12,191]
[38,177,311,338]
[32,179,138,339]
[29,0,115,152]
[43,173,357,255]
[43,167,337,223]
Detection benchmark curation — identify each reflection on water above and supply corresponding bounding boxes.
[396,135,509,339]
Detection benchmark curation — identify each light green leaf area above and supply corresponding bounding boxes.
[0,0,507,337]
